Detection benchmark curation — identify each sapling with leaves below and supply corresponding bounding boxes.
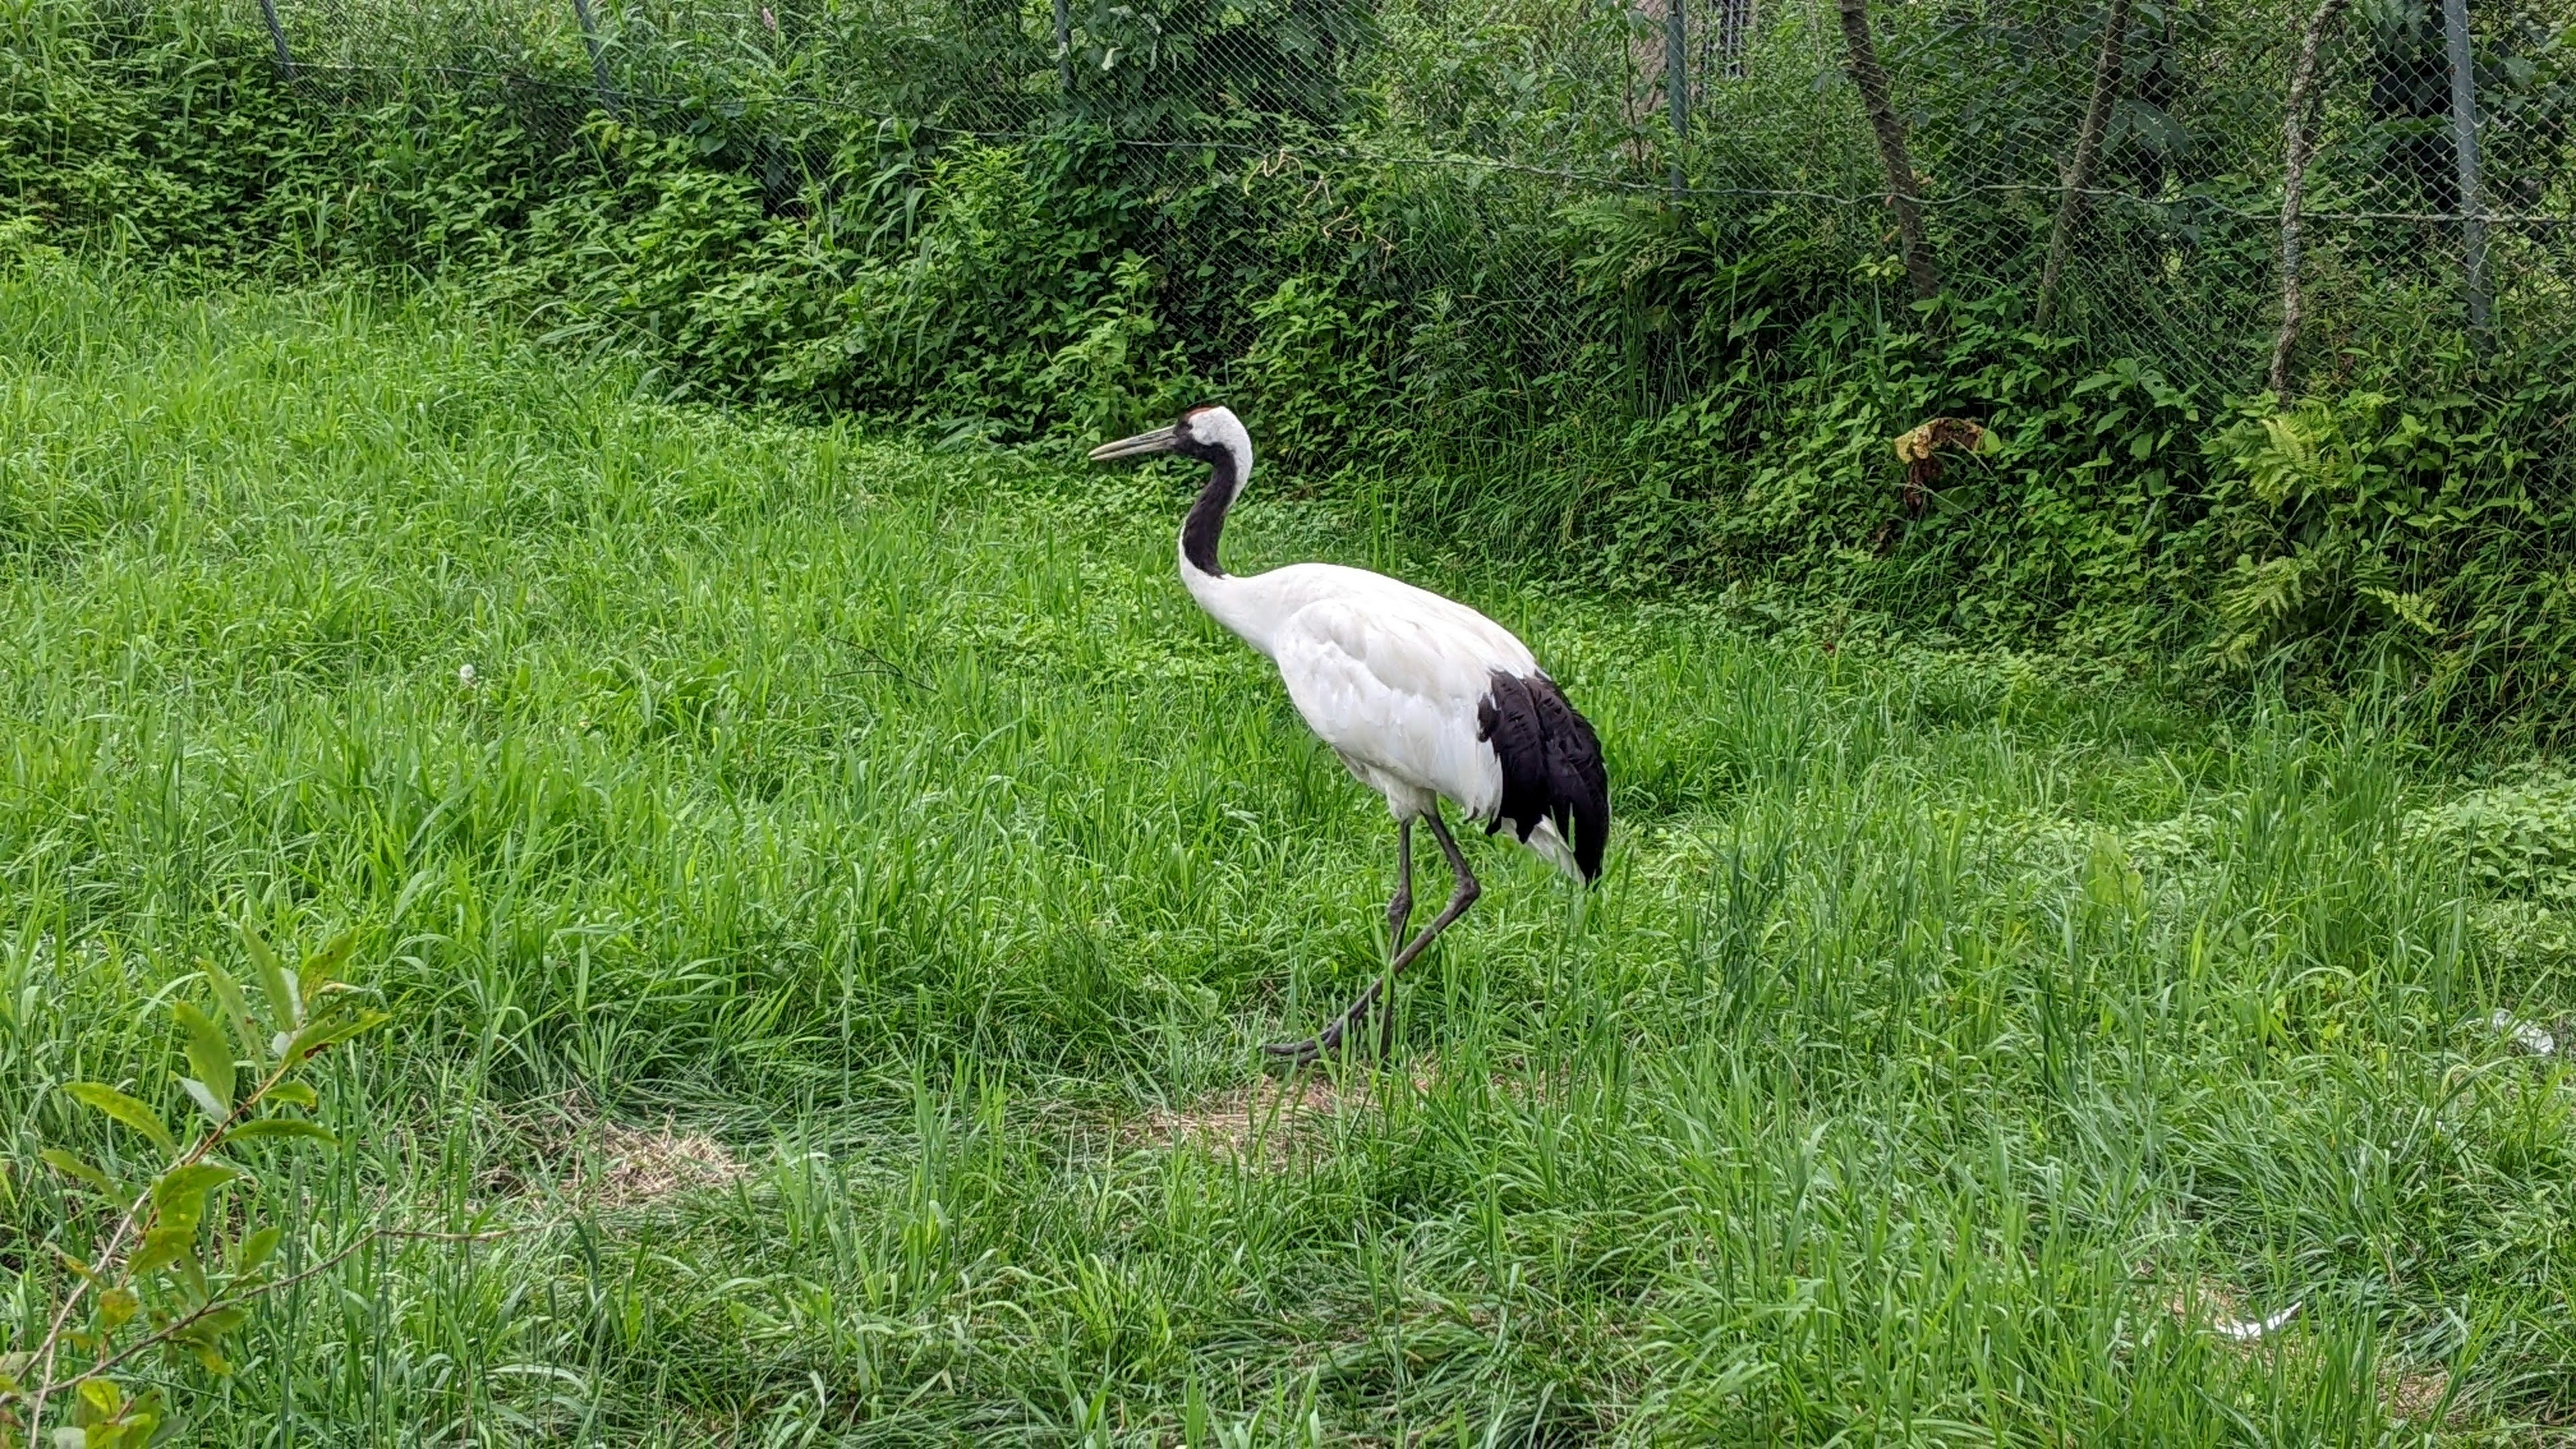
[0,922,390,1449]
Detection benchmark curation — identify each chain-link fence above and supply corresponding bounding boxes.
[250,0,2571,411]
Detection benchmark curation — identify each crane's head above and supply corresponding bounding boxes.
[1087,405,1252,485]
[1093,406,1254,578]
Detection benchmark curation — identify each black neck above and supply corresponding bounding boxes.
[1180,449,1238,578]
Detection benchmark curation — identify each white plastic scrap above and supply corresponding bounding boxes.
[2212,1301,2302,1341]
[2488,1009,2557,1057]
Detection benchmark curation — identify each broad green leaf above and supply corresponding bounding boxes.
[38,1147,115,1195]
[154,1161,239,1205]
[63,1083,176,1155]
[129,1225,197,1279]
[265,1082,318,1110]
[299,930,358,1008]
[171,1305,250,1356]
[239,918,299,1031]
[97,1286,140,1332]
[228,1118,337,1148]
[202,959,264,1064]
[284,1010,390,1065]
[236,1224,282,1275]
[173,1002,234,1115]
[179,1077,229,1128]
[79,1375,124,1416]
[151,1162,239,1233]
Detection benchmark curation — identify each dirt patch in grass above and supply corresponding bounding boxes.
[1130,1077,1360,1164]
[2380,1363,2451,1426]
[588,1119,750,1208]
[2156,1275,2454,1427]
[477,1092,749,1208]
[1126,1051,1578,1166]
[1125,1055,1534,1165]
[1129,1063,1453,1164]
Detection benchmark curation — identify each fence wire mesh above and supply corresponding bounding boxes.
[256,0,2571,412]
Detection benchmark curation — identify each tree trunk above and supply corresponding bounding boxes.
[2035,0,2133,329]
[1835,0,1939,309]
[2269,0,2352,398]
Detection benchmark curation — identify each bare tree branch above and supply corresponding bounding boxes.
[2037,0,2134,329]
[1836,0,1940,311]
[2271,0,2353,398]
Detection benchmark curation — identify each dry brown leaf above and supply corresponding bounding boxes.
[1891,417,1991,516]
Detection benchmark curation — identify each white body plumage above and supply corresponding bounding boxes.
[1126,406,1602,883]
[1090,403,1607,1060]
[1186,558,1580,879]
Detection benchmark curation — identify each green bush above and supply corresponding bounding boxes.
[9,0,2576,730]
[2,922,388,1448]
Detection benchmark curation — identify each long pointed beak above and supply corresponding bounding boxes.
[1088,425,1181,462]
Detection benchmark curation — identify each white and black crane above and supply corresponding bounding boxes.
[1089,405,1609,1065]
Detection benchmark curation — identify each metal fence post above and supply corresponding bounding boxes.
[2442,0,2493,351]
[256,0,295,78]
[1666,0,1688,193]
[571,0,620,117]
[1717,0,1752,80]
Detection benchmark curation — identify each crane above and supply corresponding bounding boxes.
[1089,405,1609,1065]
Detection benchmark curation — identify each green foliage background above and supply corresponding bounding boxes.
[15,260,2576,1438]
[5,0,2575,722]
[15,4,2576,1433]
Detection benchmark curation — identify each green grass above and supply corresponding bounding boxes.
[5,262,2575,1443]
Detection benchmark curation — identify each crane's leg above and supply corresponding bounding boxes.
[1267,809,1478,1067]
[1386,817,1416,956]
[1377,818,1416,1057]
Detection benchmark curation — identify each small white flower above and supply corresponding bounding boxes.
[458,663,478,688]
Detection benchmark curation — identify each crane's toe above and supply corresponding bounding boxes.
[1261,1035,1325,1069]
[1264,978,1388,1069]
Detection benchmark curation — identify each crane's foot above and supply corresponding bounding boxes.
[1260,1035,1326,1069]
[1263,979,1386,1070]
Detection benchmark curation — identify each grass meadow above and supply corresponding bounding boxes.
[6,264,2576,1442]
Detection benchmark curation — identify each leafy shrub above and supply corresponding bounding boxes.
[2198,353,2576,715]
[2404,769,2576,903]
[1241,276,1401,470]
[2,923,389,1448]
[2402,769,2576,969]
[10,0,2576,729]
